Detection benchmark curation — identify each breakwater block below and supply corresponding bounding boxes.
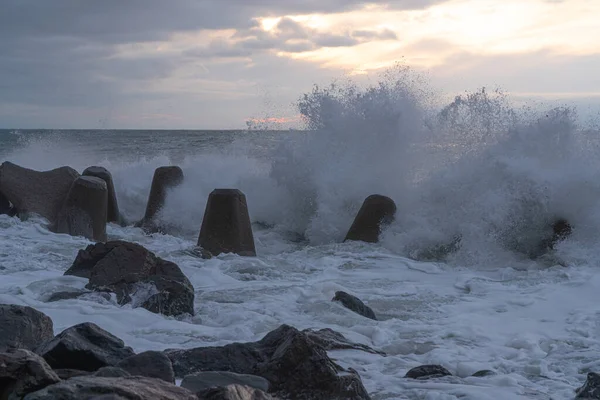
[197,189,256,257]
[344,194,396,243]
[0,161,79,223]
[138,166,183,230]
[0,190,11,215]
[83,166,123,225]
[55,176,108,242]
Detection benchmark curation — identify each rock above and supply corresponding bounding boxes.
[35,322,134,371]
[137,166,184,232]
[22,376,197,400]
[576,372,600,399]
[332,291,377,320]
[0,190,13,215]
[166,324,371,400]
[0,161,79,223]
[344,194,396,243]
[0,349,60,400]
[54,369,91,379]
[116,351,174,383]
[197,384,275,400]
[95,367,131,378]
[83,166,123,225]
[405,365,452,380]
[550,218,572,249]
[302,328,385,356]
[181,371,270,393]
[64,241,194,316]
[0,304,54,352]
[471,369,496,377]
[197,189,256,257]
[55,175,108,242]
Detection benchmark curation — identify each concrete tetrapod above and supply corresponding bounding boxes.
[344,194,396,243]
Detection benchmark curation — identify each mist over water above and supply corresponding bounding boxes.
[2,67,600,269]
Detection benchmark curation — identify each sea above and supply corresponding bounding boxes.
[2,75,600,399]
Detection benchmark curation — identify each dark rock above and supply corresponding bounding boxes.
[405,365,452,380]
[344,194,396,243]
[94,367,131,378]
[55,175,108,242]
[332,291,377,320]
[412,236,462,262]
[471,370,496,377]
[83,166,123,225]
[181,371,270,393]
[45,289,90,302]
[137,166,184,232]
[0,304,54,352]
[0,190,12,215]
[165,324,371,400]
[22,376,197,400]
[0,161,79,223]
[550,218,572,249]
[576,372,600,399]
[35,322,134,371]
[54,369,91,379]
[64,241,194,316]
[0,349,60,400]
[116,351,174,383]
[197,189,256,257]
[89,396,129,400]
[197,384,275,400]
[302,328,385,356]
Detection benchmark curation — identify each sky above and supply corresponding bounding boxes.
[1,0,599,129]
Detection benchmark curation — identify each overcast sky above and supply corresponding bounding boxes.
[1,0,599,129]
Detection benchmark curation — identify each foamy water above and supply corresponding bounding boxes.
[1,71,600,399]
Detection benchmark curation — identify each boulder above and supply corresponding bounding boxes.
[54,369,92,380]
[332,291,377,320]
[197,189,256,257]
[165,324,371,400]
[0,304,54,352]
[22,376,197,400]
[0,349,60,400]
[181,371,270,393]
[117,351,175,383]
[94,367,131,378]
[197,384,275,400]
[0,190,13,215]
[137,166,184,232]
[302,328,385,356]
[83,166,123,225]
[404,365,452,380]
[344,194,396,243]
[55,176,108,242]
[471,370,496,377]
[576,372,600,399]
[35,322,135,371]
[0,161,79,223]
[64,240,194,316]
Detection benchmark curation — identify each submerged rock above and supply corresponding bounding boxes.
[332,291,377,320]
[471,369,496,377]
[344,194,396,243]
[23,376,197,400]
[0,349,60,400]
[166,324,371,400]
[0,304,54,352]
[405,365,452,380]
[64,240,194,316]
[35,322,135,371]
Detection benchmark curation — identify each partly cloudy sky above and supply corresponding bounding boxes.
[1,0,599,129]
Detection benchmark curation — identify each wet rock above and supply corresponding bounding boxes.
[83,166,124,225]
[412,236,462,262]
[55,175,108,241]
[166,324,371,400]
[117,351,175,383]
[344,194,396,243]
[95,367,131,378]
[0,161,79,223]
[197,189,256,257]
[137,166,184,233]
[54,369,91,379]
[332,291,377,320]
[181,371,270,393]
[197,384,275,400]
[576,372,600,399]
[22,376,197,400]
[471,369,496,377]
[35,322,134,371]
[405,365,452,380]
[64,241,194,316]
[0,349,60,400]
[302,328,386,356]
[0,304,54,352]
